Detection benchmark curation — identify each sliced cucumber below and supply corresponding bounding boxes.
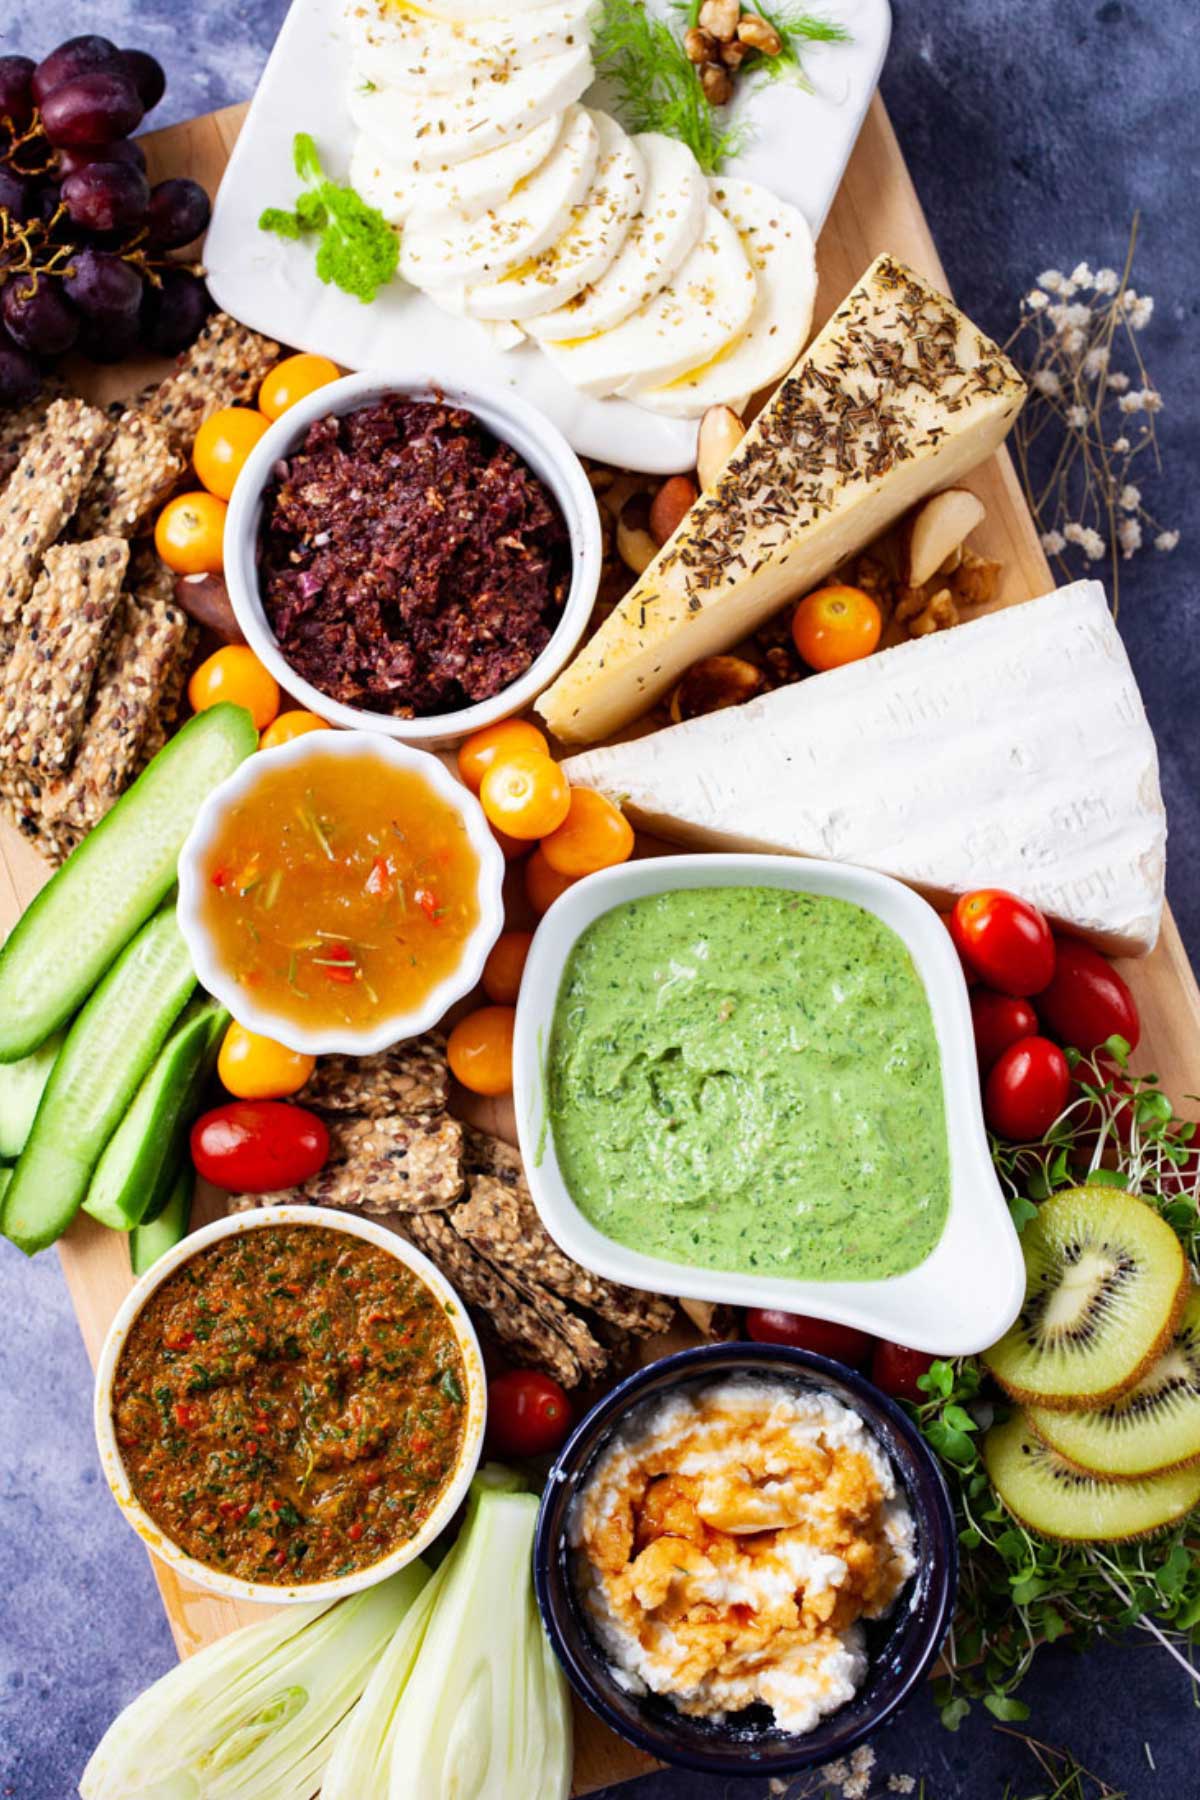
[83,997,228,1233]
[0,704,256,1062]
[0,906,196,1255]
[130,1166,193,1277]
[0,1030,64,1159]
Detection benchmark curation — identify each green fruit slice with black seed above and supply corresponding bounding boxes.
[984,1413,1200,1542]
[982,1186,1187,1411]
[1027,1288,1200,1479]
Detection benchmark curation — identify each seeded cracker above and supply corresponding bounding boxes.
[232,1114,464,1213]
[140,313,280,453]
[0,378,66,487]
[303,1038,450,1118]
[0,538,128,772]
[73,411,185,540]
[40,595,192,830]
[0,399,112,626]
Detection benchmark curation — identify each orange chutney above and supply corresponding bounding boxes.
[200,748,482,1030]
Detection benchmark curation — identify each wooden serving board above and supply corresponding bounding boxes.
[5,96,1199,1798]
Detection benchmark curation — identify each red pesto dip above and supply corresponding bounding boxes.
[257,395,571,718]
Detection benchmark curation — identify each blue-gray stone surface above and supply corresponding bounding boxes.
[0,1,1196,1795]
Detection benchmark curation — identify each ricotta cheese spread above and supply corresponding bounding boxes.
[571,1378,916,1734]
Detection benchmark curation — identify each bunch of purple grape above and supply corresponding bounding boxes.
[0,35,213,408]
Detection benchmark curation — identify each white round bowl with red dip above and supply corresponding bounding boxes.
[223,369,603,748]
[93,1206,488,1606]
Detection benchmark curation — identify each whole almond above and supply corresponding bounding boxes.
[650,474,699,546]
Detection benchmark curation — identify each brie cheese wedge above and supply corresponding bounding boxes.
[538,255,1027,743]
[562,583,1167,958]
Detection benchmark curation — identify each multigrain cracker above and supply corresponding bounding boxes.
[303,1038,450,1117]
[41,595,192,829]
[140,313,280,452]
[0,537,128,771]
[266,1113,464,1213]
[73,411,185,540]
[0,379,65,487]
[0,399,112,624]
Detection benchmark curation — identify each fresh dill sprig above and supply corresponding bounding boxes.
[593,0,751,174]
[746,2,851,91]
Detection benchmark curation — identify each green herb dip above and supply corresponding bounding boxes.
[546,887,950,1281]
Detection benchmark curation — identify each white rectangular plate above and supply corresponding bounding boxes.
[205,0,890,472]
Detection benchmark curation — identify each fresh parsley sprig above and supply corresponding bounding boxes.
[259,132,398,305]
[909,1041,1200,1729]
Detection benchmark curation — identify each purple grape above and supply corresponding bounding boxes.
[31,36,121,106]
[119,49,166,115]
[2,278,79,356]
[0,165,36,223]
[140,267,210,355]
[0,54,36,129]
[30,178,65,227]
[0,335,41,407]
[76,308,141,364]
[62,246,143,324]
[41,71,143,149]
[61,160,150,233]
[58,137,147,177]
[146,178,211,250]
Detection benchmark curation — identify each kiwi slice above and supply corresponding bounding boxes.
[983,1186,1187,1411]
[1027,1288,1200,1479]
[984,1413,1200,1542]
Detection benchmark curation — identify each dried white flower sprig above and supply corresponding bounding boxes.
[1005,217,1177,614]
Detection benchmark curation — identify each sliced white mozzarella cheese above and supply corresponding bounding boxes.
[525,132,706,341]
[400,104,599,287]
[463,112,644,321]
[387,0,583,20]
[541,203,756,398]
[346,41,591,169]
[630,176,817,416]
[350,112,563,225]
[347,0,593,93]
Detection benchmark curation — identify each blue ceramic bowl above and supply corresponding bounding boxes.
[534,1342,957,1777]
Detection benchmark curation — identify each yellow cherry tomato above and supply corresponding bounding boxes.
[189,645,281,731]
[193,406,271,501]
[154,490,227,576]
[258,353,342,421]
[218,1021,315,1099]
[540,787,634,877]
[260,709,331,750]
[480,750,570,840]
[791,584,882,672]
[525,845,578,915]
[457,718,549,794]
[447,1005,515,1096]
[491,822,532,861]
[482,929,533,1005]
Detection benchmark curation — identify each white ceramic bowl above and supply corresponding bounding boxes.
[176,728,505,1057]
[93,1205,488,1606]
[223,368,602,748]
[513,854,1025,1358]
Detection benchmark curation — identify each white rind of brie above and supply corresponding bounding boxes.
[562,581,1167,957]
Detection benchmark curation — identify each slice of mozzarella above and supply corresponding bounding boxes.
[541,203,756,398]
[347,41,591,168]
[628,176,817,415]
[400,104,599,287]
[350,112,563,225]
[388,0,583,20]
[347,0,593,93]
[525,132,707,342]
[463,112,644,322]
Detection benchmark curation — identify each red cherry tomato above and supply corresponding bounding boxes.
[940,911,978,987]
[950,890,1056,997]
[984,1036,1071,1142]
[486,1369,573,1458]
[871,1341,937,1403]
[190,1100,329,1193]
[970,989,1039,1073]
[745,1308,874,1366]
[1036,938,1140,1054]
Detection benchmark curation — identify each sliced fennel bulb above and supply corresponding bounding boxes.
[79,1563,428,1800]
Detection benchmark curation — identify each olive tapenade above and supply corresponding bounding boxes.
[111,1226,469,1584]
[257,395,571,718]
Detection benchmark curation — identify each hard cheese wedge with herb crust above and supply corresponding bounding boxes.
[537,255,1027,742]
[562,582,1166,956]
